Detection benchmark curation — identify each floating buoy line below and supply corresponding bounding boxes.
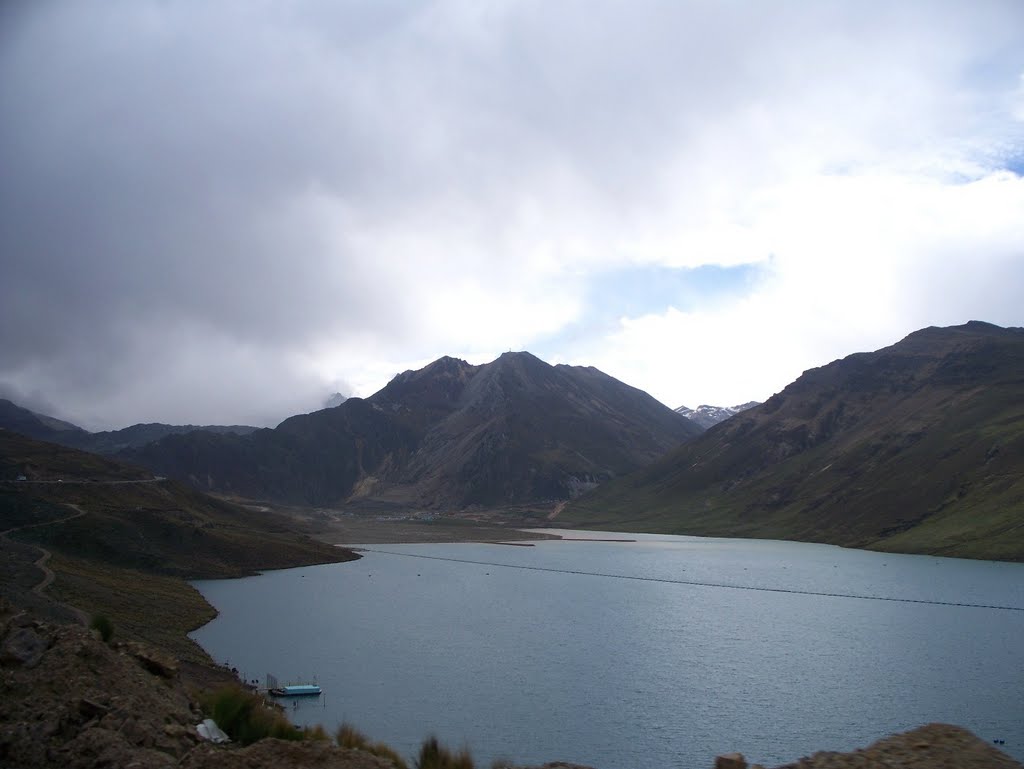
[355,548,1024,612]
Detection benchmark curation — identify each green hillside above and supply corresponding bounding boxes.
[563,322,1024,561]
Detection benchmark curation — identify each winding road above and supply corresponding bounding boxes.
[1,504,90,625]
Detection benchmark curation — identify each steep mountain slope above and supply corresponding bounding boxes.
[0,399,257,454]
[126,398,420,506]
[127,352,699,508]
[0,399,88,444]
[675,401,760,430]
[564,322,1024,561]
[380,353,699,506]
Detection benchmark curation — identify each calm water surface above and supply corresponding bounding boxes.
[192,531,1024,768]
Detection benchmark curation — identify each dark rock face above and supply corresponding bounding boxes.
[126,352,699,509]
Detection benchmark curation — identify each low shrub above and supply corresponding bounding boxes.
[336,723,369,750]
[417,735,475,769]
[203,685,303,745]
[305,724,331,741]
[89,613,114,643]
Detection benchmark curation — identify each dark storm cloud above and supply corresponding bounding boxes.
[0,1,430,425]
[1,2,400,342]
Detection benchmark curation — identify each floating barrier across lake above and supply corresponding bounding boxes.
[356,547,1024,612]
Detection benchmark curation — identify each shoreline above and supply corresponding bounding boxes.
[308,517,565,546]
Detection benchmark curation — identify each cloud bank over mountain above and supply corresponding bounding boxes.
[2,1,1022,428]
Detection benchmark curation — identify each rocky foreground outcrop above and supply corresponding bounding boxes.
[0,609,201,767]
[0,606,584,769]
[716,722,1021,768]
[1,603,1018,769]
[0,606,389,769]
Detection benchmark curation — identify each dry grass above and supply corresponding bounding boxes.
[202,684,303,745]
[336,723,409,769]
[47,552,217,664]
[416,736,475,769]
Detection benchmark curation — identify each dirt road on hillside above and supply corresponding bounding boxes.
[1,504,90,625]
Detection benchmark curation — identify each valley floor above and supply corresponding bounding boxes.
[227,498,563,545]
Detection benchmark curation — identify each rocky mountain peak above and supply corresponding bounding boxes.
[324,392,347,409]
[126,350,699,509]
[373,356,480,413]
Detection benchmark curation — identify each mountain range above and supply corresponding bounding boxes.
[0,399,257,455]
[4,322,1022,560]
[674,402,760,430]
[564,321,1024,560]
[122,352,700,508]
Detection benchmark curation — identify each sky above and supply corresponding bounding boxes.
[1,1,1023,431]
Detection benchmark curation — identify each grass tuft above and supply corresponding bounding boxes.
[305,723,331,741]
[417,735,475,769]
[89,613,114,643]
[336,722,409,768]
[202,684,303,745]
[336,723,369,750]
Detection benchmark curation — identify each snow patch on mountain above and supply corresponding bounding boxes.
[674,401,759,430]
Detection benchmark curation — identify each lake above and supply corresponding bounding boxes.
[191,531,1024,768]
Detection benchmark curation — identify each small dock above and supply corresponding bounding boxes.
[265,674,322,697]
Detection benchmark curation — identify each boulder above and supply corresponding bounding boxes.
[125,642,179,679]
[1,626,48,668]
[715,753,748,769]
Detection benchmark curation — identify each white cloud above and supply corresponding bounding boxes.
[1,0,1023,426]
[576,169,1024,409]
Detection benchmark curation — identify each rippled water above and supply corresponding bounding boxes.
[192,531,1024,768]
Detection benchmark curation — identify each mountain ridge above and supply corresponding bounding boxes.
[563,321,1024,561]
[0,399,258,455]
[123,351,700,509]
